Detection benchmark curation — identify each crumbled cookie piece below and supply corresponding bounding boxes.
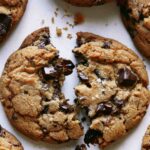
[0,27,84,143]
[73,32,150,148]
[56,27,62,37]
[0,125,23,150]
[142,125,150,150]
[74,12,84,25]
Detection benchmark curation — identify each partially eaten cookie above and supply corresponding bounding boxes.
[0,27,83,143]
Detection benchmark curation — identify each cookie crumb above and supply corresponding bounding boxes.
[63,27,68,31]
[74,12,84,25]
[56,27,62,37]
[67,34,72,39]
[51,17,55,24]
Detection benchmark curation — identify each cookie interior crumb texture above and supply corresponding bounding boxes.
[0,0,28,43]
[0,125,23,150]
[0,27,83,143]
[73,32,150,148]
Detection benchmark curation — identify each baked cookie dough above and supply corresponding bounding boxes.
[0,125,23,150]
[120,0,150,58]
[0,0,28,43]
[73,32,150,148]
[142,125,150,150]
[65,0,112,7]
[0,27,83,143]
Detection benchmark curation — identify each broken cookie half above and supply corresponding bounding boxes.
[73,32,150,148]
[0,27,83,143]
[142,125,150,150]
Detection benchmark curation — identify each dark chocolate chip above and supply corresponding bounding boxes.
[74,52,88,66]
[42,127,49,134]
[75,144,87,150]
[84,129,103,146]
[60,104,74,113]
[118,68,138,87]
[78,72,89,82]
[12,113,18,120]
[0,14,12,36]
[42,66,58,80]
[81,117,86,122]
[38,35,50,48]
[55,59,75,75]
[102,41,111,49]
[41,105,49,114]
[112,98,124,108]
[97,102,113,115]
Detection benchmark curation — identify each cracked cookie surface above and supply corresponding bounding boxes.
[142,125,150,150]
[120,0,150,58]
[65,0,112,7]
[0,0,28,43]
[0,27,83,143]
[0,125,23,150]
[73,32,150,148]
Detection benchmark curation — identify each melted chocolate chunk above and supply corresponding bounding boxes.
[97,102,113,115]
[55,59,75,75]
[41,105,49,114]
[78,72,91,87]
[39,35,50,48]
[78,72,89,82]
[42,66,58,80]
[60,104,74,113]
[75,144,87,150]
[112,98,124,108]
[0,14,12,36]
[84,129,103,145]
[118,68,138,87]
[74,52,88,66]
[102,41,111,49]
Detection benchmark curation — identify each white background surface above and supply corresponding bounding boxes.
[0,0,150,150]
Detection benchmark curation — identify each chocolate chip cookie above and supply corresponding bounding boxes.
[73,32,150,148]
[0,0,28,43]
[65,0,112,7]
[0,27,83,143]
[0,125,23,150]
[142,125,150,150]
[119,0,150,58]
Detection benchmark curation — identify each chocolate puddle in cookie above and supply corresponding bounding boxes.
[73,32,150,148]
[0,27,83,143]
